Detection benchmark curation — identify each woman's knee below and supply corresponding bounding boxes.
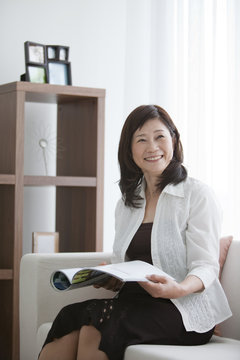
[79,325,101,345]
[77,326,109,360]
[39,331,80,360]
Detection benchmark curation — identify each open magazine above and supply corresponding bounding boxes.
[50,260,174,291]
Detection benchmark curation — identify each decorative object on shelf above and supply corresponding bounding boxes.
[29,123,65,176]
[32,232,59,253]
[21,41,72,85]
[25,121,57,176]
[39,137,49,175]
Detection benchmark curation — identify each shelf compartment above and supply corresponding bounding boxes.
[57,98,98,177]
[0,185,14,269]
[56,187,97,252]
[24,176,96,187]
[0,280,13,360]
[0,92,17,174]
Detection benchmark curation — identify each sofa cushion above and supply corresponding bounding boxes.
[219,236,233,279]
[37,325,240,360]
[36,323,52,357]
[124,336,240,360]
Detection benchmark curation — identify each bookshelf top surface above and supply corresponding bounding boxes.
[0,81,105,102]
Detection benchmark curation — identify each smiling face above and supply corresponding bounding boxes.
[131,118,174,179]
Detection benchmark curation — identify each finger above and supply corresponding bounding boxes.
[146,274,167,283]
[138,281,159,297]
[138,280,159,290]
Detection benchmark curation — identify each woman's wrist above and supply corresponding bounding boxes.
[179,275,205,297]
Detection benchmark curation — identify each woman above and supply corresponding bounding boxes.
[39,105,232,360]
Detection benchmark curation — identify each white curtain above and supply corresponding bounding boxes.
[150,0,240,239]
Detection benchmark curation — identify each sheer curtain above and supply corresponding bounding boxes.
[150,0,240,239]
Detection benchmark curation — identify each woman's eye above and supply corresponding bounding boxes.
[137,138,146,143]
[157,135,164,140]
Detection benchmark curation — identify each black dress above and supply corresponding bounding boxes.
[41,223,214,360]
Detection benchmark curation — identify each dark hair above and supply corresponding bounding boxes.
[118,105,187,208]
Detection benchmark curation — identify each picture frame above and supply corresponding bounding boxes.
[22,41,72,86]
[47,45,69,61]
[47,46,57,60]
[26,64,48,83]
[32,232,59,253]
[48,62,72,85]
[25,41,47,64]
[59,46,69,61]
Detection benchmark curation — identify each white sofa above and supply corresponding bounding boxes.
[20,241,240,360]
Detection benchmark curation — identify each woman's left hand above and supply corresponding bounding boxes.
[138,274,184,299]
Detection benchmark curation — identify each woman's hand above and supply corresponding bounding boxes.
[94,276,123,292]
[139,274,204,299]
[93,262,123,292]
[139,275,184,299]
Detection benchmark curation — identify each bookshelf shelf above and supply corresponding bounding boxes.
[24,175,97,187]
[0,269,13,280]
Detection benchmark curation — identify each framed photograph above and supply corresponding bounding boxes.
[26,65,48,83]
[59,46,69,61]
[47,45,69,61]
[32,232,59,253]
[25,41,46,64]
[48,62,72,85]
[47,46,57,60]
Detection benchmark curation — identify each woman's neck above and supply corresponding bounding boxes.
[143,181,161,223]
[144,174,160,200]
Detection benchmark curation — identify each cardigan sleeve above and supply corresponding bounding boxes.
[111,198,124,264]
[185,183,222,289]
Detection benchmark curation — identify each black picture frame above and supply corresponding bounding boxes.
[22,41,72,86]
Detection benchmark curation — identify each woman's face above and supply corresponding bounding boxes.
[131,118,174,178]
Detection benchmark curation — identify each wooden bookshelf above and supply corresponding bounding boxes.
[0,81,105,360]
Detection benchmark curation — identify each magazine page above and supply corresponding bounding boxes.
[51,260,173,291]
[84,261,173,282]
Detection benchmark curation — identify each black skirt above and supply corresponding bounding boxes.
[41,283,214,360]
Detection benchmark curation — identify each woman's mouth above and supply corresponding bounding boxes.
[144,155,163,161]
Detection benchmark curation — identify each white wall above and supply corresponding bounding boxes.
[1,1,238,250]
[0,0,127,251]
[0,0,156,252]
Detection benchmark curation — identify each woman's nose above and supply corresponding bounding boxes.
[146,140,159,152]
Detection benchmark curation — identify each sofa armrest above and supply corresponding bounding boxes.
[20,252,114,360]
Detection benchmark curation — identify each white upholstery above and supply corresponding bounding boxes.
[124,336,240,360]
[37,323,52,355]
[20,242,240,360]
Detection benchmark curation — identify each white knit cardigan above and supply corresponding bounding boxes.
[112,177,232,332]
